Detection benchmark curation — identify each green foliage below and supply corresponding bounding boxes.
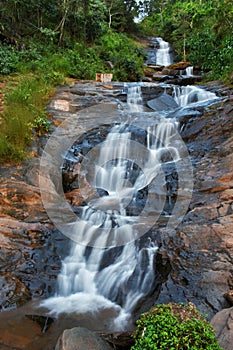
[0,75,53,162]
[0,0,140,47]
[0,45,20,74]
[131,303,223,350]
[66,44,104,79]
[98,30,145,81]
[141,0,233,80]
[29,114,51,136]
[0,27,145,163]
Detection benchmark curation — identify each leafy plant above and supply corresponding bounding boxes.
[98,30,145,81]
[0,45,19,74]
[28,113,51,136]
[131,303,223,350]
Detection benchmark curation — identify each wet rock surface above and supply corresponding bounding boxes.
[0,80,232,349]
[55,327,113,350]
[155,84,233,321]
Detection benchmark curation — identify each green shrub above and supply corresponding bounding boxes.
[131,303,223,350]
[98,30,145,81]
[0,45,20,74]
[67,44,104,79]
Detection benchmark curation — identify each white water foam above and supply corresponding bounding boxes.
[156,37,172,66]
[173,85,218,107]
[127,84,143,112]
[40,84,192,330]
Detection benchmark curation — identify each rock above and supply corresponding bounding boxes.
[0,158,71,311]
[167,62,191,70]
[162,67,179,76]
[211,307,233,350]
[168,107,202,120]
[99,331,134,349]
[142,76,153,82]
[0,274,30,311]
[147,93,178,112]
[152,74,170,82]
[55,327,113,350]
[224,291,233,305]
[65,179,98,206]
[156,91,233,319]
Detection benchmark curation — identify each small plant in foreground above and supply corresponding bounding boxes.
[131,303,223,350]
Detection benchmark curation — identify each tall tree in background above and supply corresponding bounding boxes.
[103,0,140,32]
[0,0,141,45]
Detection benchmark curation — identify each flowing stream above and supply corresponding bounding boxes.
[40,84,187,329]
[41,81,218,330]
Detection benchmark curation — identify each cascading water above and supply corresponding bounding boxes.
[156,37,172,67]
[184,66,194,76]
[146,37,173,67]
[126,84,143,112]
[41,84,183,330]
[173,85,218,107]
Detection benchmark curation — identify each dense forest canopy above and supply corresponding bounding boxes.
[0,0,232,79]
[0,0,140,44]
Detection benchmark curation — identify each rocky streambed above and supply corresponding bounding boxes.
[0,80,233,349]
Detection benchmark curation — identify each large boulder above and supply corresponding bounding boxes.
[147,93,178,112]
[55,327,113,350]
[211,307,233,350]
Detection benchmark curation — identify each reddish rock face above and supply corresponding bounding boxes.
[0,160,69,311]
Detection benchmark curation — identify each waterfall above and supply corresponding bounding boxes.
[180,66,194,76]
[146,37,173,66]
[126,84,143,112]
[185,66,194,76]
[40,84,183,330]
[156,37,172,67]
[173,85,218,107]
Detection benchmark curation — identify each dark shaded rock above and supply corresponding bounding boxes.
[141,85,164,101]
[55,327,113,350]
[168,107,202,120]
[211,307,233,350]
[26,315,54,333]
[99,331,134,350]
[162,67,179,76]
[152,74,170,82]
[0,274,30,311]
[224,290,233,305]
[147,93,178,112]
